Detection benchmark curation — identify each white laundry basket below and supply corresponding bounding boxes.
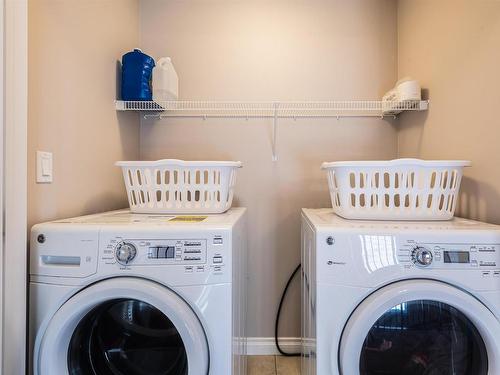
[116,159,242,214]
[321,159,471,221]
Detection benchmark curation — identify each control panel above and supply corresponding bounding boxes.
[147,240,205,263]
[104,238,208,266]
[399,242,499,270]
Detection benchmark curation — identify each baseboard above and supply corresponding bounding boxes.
[246,337,301,356]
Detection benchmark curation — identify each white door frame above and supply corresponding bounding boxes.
[339,280,499,374]
[3,0,28,373]
[36,278,209,375]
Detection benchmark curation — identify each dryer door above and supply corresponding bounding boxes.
[35,278,209,375]
[339,280,500,375]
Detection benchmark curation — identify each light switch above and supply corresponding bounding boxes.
[36,151,53,183]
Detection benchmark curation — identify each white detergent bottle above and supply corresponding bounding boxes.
[153,57,179,102]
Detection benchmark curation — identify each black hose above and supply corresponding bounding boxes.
[274,264,301,357]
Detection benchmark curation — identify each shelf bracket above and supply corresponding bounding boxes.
[272,102,278,161]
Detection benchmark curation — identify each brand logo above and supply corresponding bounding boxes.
[327,260,346,266]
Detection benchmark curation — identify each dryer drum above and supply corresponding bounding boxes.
[67,298,188,375]
[359,300,488,375]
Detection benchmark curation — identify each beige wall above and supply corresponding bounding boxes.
[140,0,399,338]
[398,0,500,224]
[26,0,500,345]
[28,0,140,229]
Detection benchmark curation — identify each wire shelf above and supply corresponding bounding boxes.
[115,99,429,161]
[115,100,429,118]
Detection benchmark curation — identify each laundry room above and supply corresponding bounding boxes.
[0,0,499,374]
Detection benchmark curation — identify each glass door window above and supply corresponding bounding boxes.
[359,300,488,375]
[68,299,188,375]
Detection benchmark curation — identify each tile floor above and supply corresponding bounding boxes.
[247,355,300,375]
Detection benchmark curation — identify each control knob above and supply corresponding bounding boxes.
[116,242,137,265]
[411,246,433,267]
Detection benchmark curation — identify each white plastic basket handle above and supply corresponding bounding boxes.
[116,159,242,168]
[321,158,472,169]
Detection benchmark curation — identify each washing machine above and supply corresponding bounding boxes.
[301,208,500,375]
[29,208,247,375]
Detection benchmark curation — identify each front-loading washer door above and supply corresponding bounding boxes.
[339,280,500,375]
[35,277,209,375]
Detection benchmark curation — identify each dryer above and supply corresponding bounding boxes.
[29,208,247,375]
[301,208,500,375]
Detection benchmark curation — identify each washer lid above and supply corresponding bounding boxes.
[338,280,500,375]
[49,207,246,227]
[35,278,209,375]
[302,208,500,231]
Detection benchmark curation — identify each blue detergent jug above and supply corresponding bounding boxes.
[121,49,155,101]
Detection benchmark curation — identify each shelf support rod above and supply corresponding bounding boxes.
[272,102,278,161]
